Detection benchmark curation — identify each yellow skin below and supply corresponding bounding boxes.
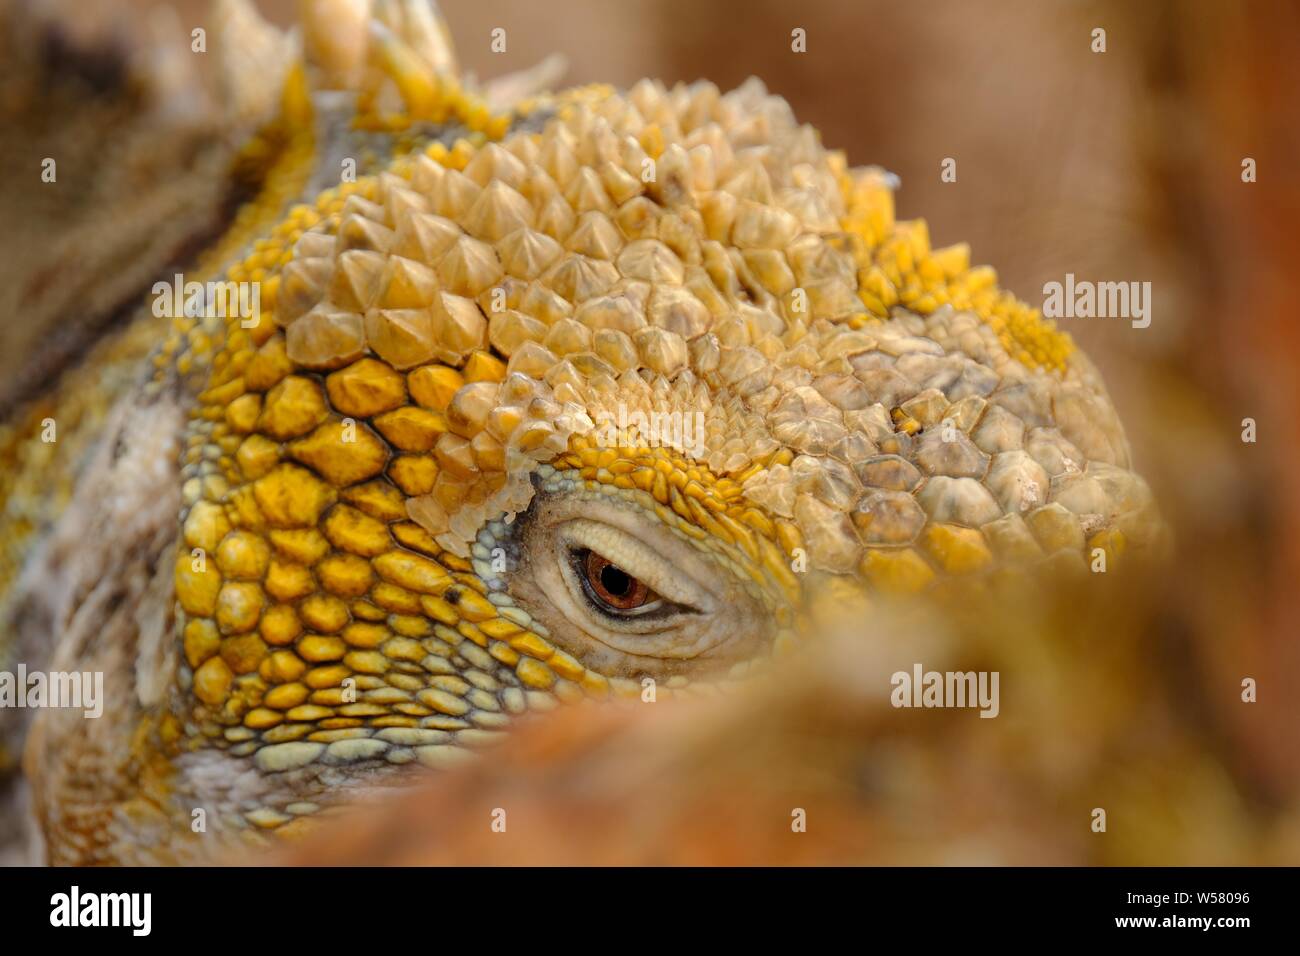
[0,6,1160,864]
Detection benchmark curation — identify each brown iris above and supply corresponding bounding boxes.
[581,550,655,611]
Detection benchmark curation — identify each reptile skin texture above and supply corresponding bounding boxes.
[0,0,1164,864]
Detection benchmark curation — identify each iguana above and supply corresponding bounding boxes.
[0,0,1161,864]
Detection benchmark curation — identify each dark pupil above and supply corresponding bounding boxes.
[600,564,632,598]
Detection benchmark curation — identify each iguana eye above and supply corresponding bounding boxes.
[553,517,710,627]
[574,549,661,615]
[505,485,773,680]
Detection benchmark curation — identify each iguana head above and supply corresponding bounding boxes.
[23,0,1163,859]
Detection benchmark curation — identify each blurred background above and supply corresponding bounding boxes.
[8,0,1300,863]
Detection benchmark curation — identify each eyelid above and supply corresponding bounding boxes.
[560,519,715,613]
